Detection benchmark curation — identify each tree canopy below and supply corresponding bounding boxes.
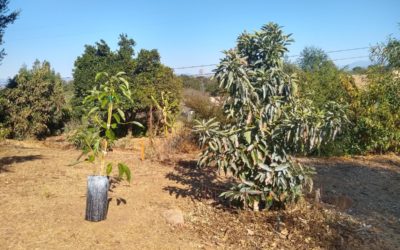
[72,35,182,135]
[0,60,65,139]
[0,0,19,62]
[194,23,346,209]
[371,29,400,69]
[298,46,331,72]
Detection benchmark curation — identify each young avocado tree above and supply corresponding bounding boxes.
[151,91,179,137]
[194,23,347,210]
[75,71,141,221]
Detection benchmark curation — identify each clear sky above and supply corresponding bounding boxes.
[1,0,399,78]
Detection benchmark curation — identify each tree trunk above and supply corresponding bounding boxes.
[85,175,109,222]
[148,105,153,138]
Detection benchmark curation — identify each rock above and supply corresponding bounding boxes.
[247,229,254,236]
[162,209,185,226]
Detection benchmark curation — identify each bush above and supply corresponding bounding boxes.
[180,75,220,96]
[0,123,10,140]
[351,67,400,153]
[0,60,65,139]
[183,88,225,123]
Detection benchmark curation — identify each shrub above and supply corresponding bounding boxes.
[0,123,10,140]
[183,88,225,123]
[0,60,65,139]
[352,67,400,153]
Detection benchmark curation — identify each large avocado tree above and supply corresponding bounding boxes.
[194,23,347,210]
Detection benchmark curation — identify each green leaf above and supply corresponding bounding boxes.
[106,163,113,175]
[244,130,252,144]
[88,107,99,116]
[118,163,132,182]
[113,113,121,123]
[130,121,144,128]
[101,98,108,108]
[105,129,116,140]
[275,164,288,172]
[95,72,108,82]
[87,154,95,163]
[117,108,126,121]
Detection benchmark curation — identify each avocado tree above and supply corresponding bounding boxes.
[75,71,142,178]
[0,60,65,139]
[73,71,141,221]
[194,23,346,210]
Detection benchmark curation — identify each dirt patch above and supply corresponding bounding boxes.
[301,155,400,248]
[0,142,200,249]
[0,139,399,249]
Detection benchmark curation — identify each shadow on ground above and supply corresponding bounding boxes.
[0,155,43,173]
[305,156,400,246]
[163,160,234,204]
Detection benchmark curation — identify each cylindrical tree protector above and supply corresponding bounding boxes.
[85,175,109,222]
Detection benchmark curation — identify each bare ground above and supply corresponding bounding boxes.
[0,139,399,249]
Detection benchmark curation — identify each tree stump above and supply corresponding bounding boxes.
[85,176,109,222]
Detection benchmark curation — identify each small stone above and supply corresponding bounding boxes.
[162,209,185,226]
[247,229,254,235]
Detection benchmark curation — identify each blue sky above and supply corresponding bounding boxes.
[1,0,399,78]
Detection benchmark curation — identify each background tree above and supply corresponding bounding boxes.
[298,46,330,72]
[72,35,135,116]
[0,0,19,63]
[179,75,220,96]
[297,49,352,108]
[194,23,346,210]
[353,67,400,153]
[132,51,182,135]
[371,26,400,68]
[351,66,367,75]
[0,60,65,139]
[72,36,182,136]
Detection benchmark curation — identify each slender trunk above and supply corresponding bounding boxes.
[148,105,153,138]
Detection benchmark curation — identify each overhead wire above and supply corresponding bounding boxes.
[171,46,372,70]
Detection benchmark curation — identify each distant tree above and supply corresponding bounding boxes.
[0,60,65,139]
[72,35,136,117]
[351,66,367,74]
[354,66,400,153]
[179,75,219,95]
[371,31,400,68]
[298,46,331,72]
[0,0,19,62]
[298,59,352,108]
[72,36,182,135]
[132,51,182,135]
[117,33,136,61]
[134,49,160,74]
[132,54,182,112]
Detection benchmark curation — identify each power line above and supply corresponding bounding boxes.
[172,64,217,70]
[177,55,371,77]
[172,46,372,70]
[331,55,369,61]
[287,46,370,58]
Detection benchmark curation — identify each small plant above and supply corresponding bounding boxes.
[151,91,179,137]
[75,71,142,181]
